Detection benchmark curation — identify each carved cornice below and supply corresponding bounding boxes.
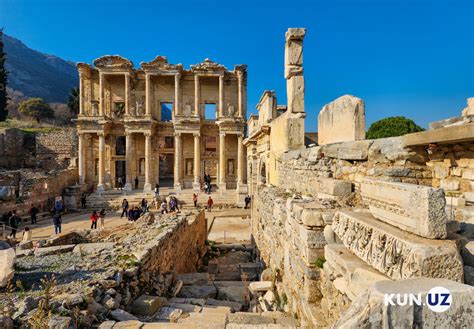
[191,58,227,73]
[140,55,183,72]
[93,55,134,70]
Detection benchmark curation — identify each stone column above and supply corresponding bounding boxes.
[237,72,243,118]
[175,73,181,117]
[218,132,226,190]
[174,132,182,190]
[219,74,225,118]
[78,133,86,184]
[193,132,201,191]
[99,72,104,116]
[194,75,200,117]
[145,73,151,116]
[97,132,106,192]
[124,132,133,191]
[143,132,152,192]
[285,28,306,113]
[124,73,130,116]
[237,134,243,185]
[79,75,84,116]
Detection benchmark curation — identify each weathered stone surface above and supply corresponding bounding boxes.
[334,278,474,328]
[48,315,72,329]
[73,242,115,254]
[206,298,243,312]
[178,285,217,299]
[0,243,15,288]
[228,312,275,325]
[113,320,144,329]
[34,244,75,257]
[110,309,139,322]
[461,97,474,117]
[249,281,272,293]
[176,272,209,285]
[464,266,474,285]
[461,240,474,267]
[318,95,365,146]
[168,302,202,313]
[132,295,167,316]
[332,211,463,282]
[320,139,372,160]
[216,285,248,304]
[361,178,448,238]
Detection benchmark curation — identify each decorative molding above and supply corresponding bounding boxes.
[94,55,133,69]
[191,58,227,72]
[141,55,183,71]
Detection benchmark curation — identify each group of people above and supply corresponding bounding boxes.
[116,176,141,191]
[159,195,180,214]
[89,209,106,229]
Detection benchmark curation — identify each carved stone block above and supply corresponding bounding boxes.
[361,178,448,239]
[332,211,463,282]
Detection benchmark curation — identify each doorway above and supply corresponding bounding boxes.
[159,154,174,187]
[115,161,126,187]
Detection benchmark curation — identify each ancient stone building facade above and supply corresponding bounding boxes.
[76,56,247,194]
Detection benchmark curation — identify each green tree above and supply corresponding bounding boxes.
[67,87,79,115]
[366,116,424,139]
[18,98,54,123]
[0,28,8,121]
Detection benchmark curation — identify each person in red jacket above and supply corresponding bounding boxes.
[90,210,99,229]
[207,196,213,212]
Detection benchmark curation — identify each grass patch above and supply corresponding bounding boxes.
[313,256,326,269]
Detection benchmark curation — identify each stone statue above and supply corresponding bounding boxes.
[184,104,192,117]
[228,159,235,176]
[186,159,193,176]
[91,103,99,116]
[228,104,235,117]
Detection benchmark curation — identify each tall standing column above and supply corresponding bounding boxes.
[218,132,226,191]
[193,133,201,191]
[145,74,151,116]
[99,72,104,116]
[237,72,243,118]
[174,132,182,190]
[237,134,243,185]
[219,74,225,118]
[175,73,181,117]
[97,132,106,192]
[194,75,200,117]
[78,133,86,184]
[124,73,130,116]
[79,75,84,116]
[144,132,152,192]
[124,132,133,191]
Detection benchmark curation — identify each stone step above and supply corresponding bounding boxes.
[177,311,227,328]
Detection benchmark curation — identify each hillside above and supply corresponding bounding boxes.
[3,34,78,103]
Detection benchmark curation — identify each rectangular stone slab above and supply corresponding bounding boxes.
[332,211,463,282]
[361,178,448,238]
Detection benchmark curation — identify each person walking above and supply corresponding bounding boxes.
[141,198,148,213]
[117,177,123,190]
[207,196,214,212]
[9,210,20,238]
[154,184,160,198]
[52,211,62,235]
[99,208,106,229]
[193,193,198,208]
[244,195,251,209]
[134,176,139,190]
[160,201,168,214]
[120,199,129,218]
[30,205,38,224]
[90,210,98,230]
[81,193,87,209]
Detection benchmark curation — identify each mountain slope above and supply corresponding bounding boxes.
[3,34,78,103]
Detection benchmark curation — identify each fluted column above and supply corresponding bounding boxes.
[78,133,86,184]
[175,73,181,117]
[237,134,243,185]
[97,132,106,191]
[218,132,226,190]
[145,74,151,116]
[124,132,133,191]
[193,132,201,191]
[99,72,104,116]
[237,71,243,118]
[174,132,182,190]
[219,74,225,118]
[124,73,130,116]
[194,75,200,117]
[79,75,84,116]
[144,132,152,192]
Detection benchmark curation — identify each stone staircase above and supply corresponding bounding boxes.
[84,188,243,211]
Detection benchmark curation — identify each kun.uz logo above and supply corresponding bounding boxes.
[384,286,452,313]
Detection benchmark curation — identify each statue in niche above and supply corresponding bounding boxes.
[227,103,235,117]
[227,159,235,176]
[186,159,193,176]
[139,158,145,175]
[91,103,99,116]
[184,103,192,117]
[136,99,144,116]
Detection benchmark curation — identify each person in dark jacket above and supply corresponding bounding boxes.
[134,176,139,190]
[120,199,129,218]
[52,212,62,235]
[9,210,20,238]
[30,205,39,224]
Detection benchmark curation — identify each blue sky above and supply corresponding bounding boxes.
[1,0,473,131]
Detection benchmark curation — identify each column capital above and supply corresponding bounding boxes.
[175,72,181,80]
[144,131,152,138]
[174,132,182,137]
[219,131,226,137]
[98,132,106,137]
[193,132,201,138]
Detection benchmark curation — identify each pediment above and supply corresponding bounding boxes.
[191,58,227,72]
[140,56,182,71]
[93,55,133,69]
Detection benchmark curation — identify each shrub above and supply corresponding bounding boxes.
[366,116,424,139]
[18,98,54,123]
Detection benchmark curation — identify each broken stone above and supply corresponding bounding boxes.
[110,309,138,322]
[34,244,75,257]
[113,320,143,329]
[132,295,167,316]
[175,272,209,285]
[72,242,115,254]
[178,285,217,299]
[0,242,15,288]
[248,281,272,293]
[461,240,474,267]
[227,312,275,325]
[205,298,243,312]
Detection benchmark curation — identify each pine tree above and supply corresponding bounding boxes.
[0,28,8,121]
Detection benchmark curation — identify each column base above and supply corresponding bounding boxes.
[97,184,105,192]
[143,183,153,192]
[218,183,226,192]
[193,182,200,191]
[174,182,182,192]
[237,184,248,194]
[124,183,132,191]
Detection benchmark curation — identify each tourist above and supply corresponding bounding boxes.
[244,195,251,209]
[117,177,123,190]
[207,196,214,212]
[1,211,10,224]
[29,205,39,224]
[193,193,198,208]
[22,227,32,242]
[99,208,106,229]
[169,197,177,212]
[52,211,62,235]
[81,193,87,209]
[133,207,141,221]
[9,210,20,238]
[90,210,98,229]
[120,199,129,218]
[160,201,168,214]
[154,184,160,198]
[134,176,139,190]
[150,199,156,210]
[141,198,148,213]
